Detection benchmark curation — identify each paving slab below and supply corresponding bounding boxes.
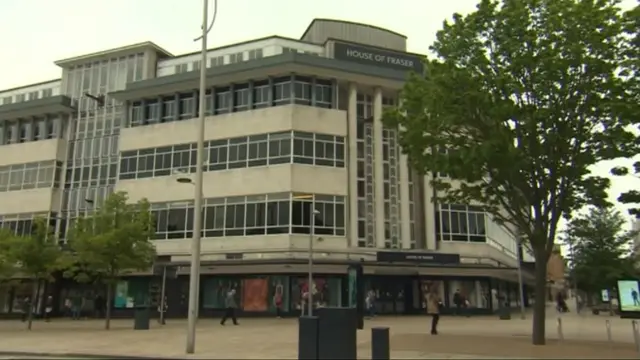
[0,314,636,359]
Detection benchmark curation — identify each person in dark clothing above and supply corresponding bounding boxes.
[452,289,462,315]
[426,292,442,335]
[21,296,30,322]
[220,289,239,326]
[44,296,53,322]
[556,292,568,312]
[94,294,105,318]
[632,289,639,306]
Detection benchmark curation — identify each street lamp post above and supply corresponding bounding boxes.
[516,239,526,320]
[186,0,215,354]
[307,206,321,317]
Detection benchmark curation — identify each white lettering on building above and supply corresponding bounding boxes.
[344,48,415,69]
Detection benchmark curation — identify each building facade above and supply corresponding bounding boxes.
[0,19,534,317]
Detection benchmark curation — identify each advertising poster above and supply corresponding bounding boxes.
[114,281,128,309]
[242,278,268,312]
[601,289,610,303]
[617,280,640,312]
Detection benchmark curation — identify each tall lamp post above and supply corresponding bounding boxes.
[186,0,218,354]
[293,195,321,316]
[516,239,526,320]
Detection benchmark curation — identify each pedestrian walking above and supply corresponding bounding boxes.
[365,289,376,318]
[220,289,239,326]
[44,296,53,322]
[426,291,442,335]
[273,286,284,318]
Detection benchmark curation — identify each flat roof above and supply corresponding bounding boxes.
[55,41,173,67]
[300,18,407,41]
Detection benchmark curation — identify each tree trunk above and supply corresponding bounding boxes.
[105,283,112,330]
[27,279,38,330]
[532,254,548,345]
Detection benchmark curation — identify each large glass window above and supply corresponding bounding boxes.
[436,204,487,242]
[0,160,61,192]
[118,131,345,181]
[151,193,345,240]
[126,75,335,129]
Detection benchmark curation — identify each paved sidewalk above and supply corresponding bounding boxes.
[0,314,636,359]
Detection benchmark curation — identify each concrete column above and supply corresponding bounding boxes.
[310,77,317,107]
[373,88,385,249]
[267,77,274,106]
[0,123,5,145]
[173,93,179,120]
[347,83,358,247]
[331,79,338,109]
[38,116,48,140]
[423,174,437,250]
[399,153,411,249]
[228,84,235,112]
[247,81,254,109]
[52,118,62,140]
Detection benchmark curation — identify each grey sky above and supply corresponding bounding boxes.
[1,0,638,237]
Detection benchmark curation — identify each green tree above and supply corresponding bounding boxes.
[8,218,63,330]
[383,0,639,345]
[0,229,16,281]
[562,207,639,296]
[64,191,156,330]
[610,3,640,215]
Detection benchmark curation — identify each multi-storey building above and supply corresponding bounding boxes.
[0,19,534,317]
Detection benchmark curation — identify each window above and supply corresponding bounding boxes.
[192,61,201,71]
[150,193,343,239]
[162,98,176,122]
[215,89,231,114]
[130,102,144,126]
[27,91,38,101]
[146,101,160,124]
[2,96,12,105]
[118,132,342,181]
[248,49,263,60]
[229,52,243,64]
[234,86,249,112]
[293,77,312,105]
[253,82,270,108]
[179,94,196,119]
[282,47,296,54]
[174,63,188,74]
[41,88,53,98]
[209,56,224,67]
[436,204,486,242]
[0,160,60,192]
[15,94,25,103]
[273,78,291,105]
[315,80,332,108]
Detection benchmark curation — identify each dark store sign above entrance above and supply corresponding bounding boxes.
[376,251,461,265]
[334,42,424,73]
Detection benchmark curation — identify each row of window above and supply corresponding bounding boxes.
[0,212,54,237]
[173,48,265,75]
[150,193,345,240]
[0,117,61,146]
[435,204,487,242]
[129,75,333,128]
[1,88,55,106]
[119,131,345,180]
[0,161,62,192]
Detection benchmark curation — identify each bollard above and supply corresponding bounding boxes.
[371,327,390,360]
[632,320,640,354]
[557,317,564,341]
[605,319,612,343]
[298,316,319,360]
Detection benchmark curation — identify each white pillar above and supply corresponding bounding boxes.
[399,153,411,249]
[347,83,359,247]
[373,88,385,248]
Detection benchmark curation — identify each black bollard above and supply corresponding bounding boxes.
[371,327,390,360]
[317,307,357,359]
[298,316,319,360]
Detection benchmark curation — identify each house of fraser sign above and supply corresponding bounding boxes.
[333,42,423,73]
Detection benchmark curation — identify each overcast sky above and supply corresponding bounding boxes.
[1,0,638,245]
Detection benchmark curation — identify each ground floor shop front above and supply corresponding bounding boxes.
[0,261,534,319]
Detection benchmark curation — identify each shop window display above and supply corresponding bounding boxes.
[291,277,341,314]
[202,277,242,309]
[416,280,445,310]
[267,276,289,314]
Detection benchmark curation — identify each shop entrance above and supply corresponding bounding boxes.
[368,276,419,315]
